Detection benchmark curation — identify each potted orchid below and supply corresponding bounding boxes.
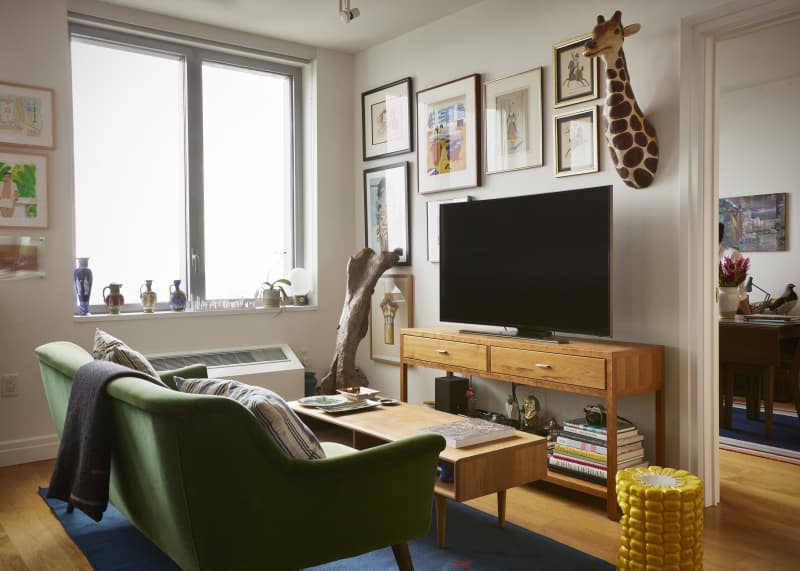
[255,277,292,308]
[718,256,750,318]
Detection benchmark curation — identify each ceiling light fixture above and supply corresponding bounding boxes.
[339,0,360,23]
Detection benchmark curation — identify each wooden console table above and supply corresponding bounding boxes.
[399,327,665,519]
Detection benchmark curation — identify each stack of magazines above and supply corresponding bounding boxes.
[547,417,647,484]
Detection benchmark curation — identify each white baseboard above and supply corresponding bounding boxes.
[0,434,59,467]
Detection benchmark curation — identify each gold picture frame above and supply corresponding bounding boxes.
[552,35,598,108]
[554,106,599,177]
[484,67,543,174]
[370,274,414,365]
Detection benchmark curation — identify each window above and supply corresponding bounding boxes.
[70,25,302,312]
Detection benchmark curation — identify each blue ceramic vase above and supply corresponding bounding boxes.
[74,257,93,315]
[169,279,187,311]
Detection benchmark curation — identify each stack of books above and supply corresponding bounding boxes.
[547,416,646,484]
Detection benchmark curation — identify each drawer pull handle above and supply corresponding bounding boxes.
[535,363,551,369]
[436,349,449,355]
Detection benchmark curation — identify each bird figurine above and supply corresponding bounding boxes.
[768,283,797,314]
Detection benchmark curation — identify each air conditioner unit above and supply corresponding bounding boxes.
[147,345,305,400]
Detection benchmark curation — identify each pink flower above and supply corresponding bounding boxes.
[719,256,750,287]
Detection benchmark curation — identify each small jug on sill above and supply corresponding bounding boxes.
[140,280,157,313]
[169,279,187,312]
[103,283,124,314]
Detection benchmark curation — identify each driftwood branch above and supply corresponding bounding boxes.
[319,248,399,394]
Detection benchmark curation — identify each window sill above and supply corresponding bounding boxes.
[72,304,317,323]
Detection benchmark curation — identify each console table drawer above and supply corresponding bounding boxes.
[490,347,606,389]
[403,336,488,371]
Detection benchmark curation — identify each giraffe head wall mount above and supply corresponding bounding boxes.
[584,10,659,189]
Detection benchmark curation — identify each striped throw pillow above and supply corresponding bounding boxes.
[175,377,325,460]
[92,329,159,379]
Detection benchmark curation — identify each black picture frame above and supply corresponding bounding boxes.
[361,77,413,161]
[363,161,410,265]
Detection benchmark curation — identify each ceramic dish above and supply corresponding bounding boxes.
[336,386,381,401]
[297,395,348,408]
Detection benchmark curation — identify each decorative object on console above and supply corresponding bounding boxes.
[426,196,470,263]
[370,273,413,364]
[416,74,481,193]
[361,77,412,161]
[553,106,598,177]
[768,283,797,314]
[584,11,659,189]
[522,394,541,431]
[363,161,409,265]
[255,276,291,308]
[319,248,399,394]
[719,193,787,252]
[168,279,187,311]
[73,257,92,315]
[0,150,48,228]
[139,280,157,313]
[102,283,124,314]
[0,81,55,149]
[484,67,543,174]
[552,34,598,108]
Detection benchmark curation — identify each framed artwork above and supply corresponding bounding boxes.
[370,274,414,365]
[0,235,45,279]
[416,74,481,194]
[426,196,471,262]
[363,161,410,265]
[719,193,787,252]
[554,106,598,177]
[0,150,48,228]
[484,67,543,174]
[553,35,598,108]
[362,77,412,161]
[0,82,55,149]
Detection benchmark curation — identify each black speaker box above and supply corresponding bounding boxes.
[435,375,468,415]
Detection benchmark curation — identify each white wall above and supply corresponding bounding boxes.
[354,0,728,467]
[0,0,355,466]
[718,19,800,302]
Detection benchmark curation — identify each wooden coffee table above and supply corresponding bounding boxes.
[290,401,547,547]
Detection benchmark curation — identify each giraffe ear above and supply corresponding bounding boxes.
[623,23,641,37]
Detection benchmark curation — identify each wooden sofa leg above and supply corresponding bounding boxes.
[391,542,413,571]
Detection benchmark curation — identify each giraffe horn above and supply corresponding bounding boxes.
[612,10,622,22]
[597,14,605,24]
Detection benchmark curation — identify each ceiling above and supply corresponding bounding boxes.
[98,0,485,53]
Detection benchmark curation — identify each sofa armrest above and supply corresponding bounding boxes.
[157,363,208,390]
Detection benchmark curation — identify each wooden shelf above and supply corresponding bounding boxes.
[399,327,665,519]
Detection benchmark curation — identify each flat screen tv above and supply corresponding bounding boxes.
[439,185,612,341]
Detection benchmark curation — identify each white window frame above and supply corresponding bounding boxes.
[69,23,304,314]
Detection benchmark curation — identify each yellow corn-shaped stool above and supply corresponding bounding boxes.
[616,466,703,571]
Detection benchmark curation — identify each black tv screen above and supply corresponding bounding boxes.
[439,186,612,338]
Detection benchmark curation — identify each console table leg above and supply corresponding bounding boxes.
[496,489,506,528]
[400,363,408,402]
[435,494,447,548]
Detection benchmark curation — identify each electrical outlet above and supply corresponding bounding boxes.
[1,373,19,398]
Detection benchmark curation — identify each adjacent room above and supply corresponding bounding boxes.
[1,0,798,569]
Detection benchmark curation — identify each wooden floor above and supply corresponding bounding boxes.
[1,451,799,570]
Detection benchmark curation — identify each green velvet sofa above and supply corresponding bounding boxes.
[35,341,445,570]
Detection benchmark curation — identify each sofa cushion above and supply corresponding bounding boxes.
[92,329,159,379]
[175,377,325,460]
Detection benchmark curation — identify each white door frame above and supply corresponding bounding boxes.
[679,0,800,507]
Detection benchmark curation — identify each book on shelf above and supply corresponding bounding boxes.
[561,424,642,444]
[553,443,644,465]
[556,432,644,454]
[551,451,645,472]
[548,455,649,483]
[418,417,516,448]
[562,416,637,434]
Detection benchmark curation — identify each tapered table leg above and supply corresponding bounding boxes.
[435,494,447,548]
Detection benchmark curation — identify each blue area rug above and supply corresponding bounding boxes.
[720,406,800,460]
[40,488,613,571]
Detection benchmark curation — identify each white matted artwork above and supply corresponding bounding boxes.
[416,74,481,194]
[484,67,543,174]
[0,81,55,149]
[553,106,598,177]
[370,274,414,365]
[427,196,471,262]
[0,150,48,228]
